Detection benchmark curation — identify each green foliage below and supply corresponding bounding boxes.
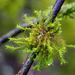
[0,0,26,35]
[6,3,75,71]
[0,0,25,16]
[59,3,75,18]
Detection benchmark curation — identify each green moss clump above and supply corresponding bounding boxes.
[6,7,75,71]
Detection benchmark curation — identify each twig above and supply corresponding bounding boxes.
[52,0,65,22]
[19,52,39,75]
[18,0,65,75]
[0,0,65,46]
[0,18,39,46]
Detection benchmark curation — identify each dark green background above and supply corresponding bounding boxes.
[0,0,75,75]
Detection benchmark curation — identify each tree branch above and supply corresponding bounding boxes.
[0,0,66,46]
[19,52,39,75]
[52,0,65,22]
[0,18,39,46]
[0,0,65,75]
[18,0,65,75]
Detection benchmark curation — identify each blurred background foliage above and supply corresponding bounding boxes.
[0,0,25,35]
[0,0,75,75]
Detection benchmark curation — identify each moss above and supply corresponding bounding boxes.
[6,3,75,70]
